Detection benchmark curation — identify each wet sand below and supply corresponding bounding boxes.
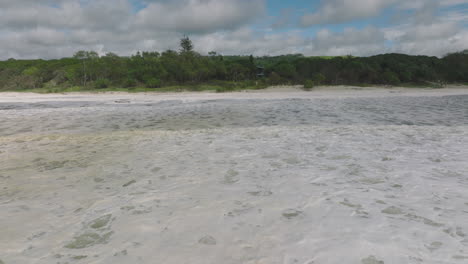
[1,87,468,264]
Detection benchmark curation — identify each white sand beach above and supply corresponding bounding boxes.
[1,87,468,264]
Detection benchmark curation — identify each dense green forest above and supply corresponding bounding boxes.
[1,37,467,92]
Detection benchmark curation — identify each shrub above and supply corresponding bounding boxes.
[52,70,67,85]
[312,73,326,85]
[383,71,401,86]
[47,88,60,93]
[303,79,314,91]
[94,78,111,89]
[145,78,161,88]
[268,72,281,85]
[216,83,235,93]
[22,66,39,76]
[215,87,226,93]
[123,78,137,88]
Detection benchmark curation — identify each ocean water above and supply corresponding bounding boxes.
[1,91,467,264]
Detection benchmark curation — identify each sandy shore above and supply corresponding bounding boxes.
[1,87,468,264]
[1,85,468,104]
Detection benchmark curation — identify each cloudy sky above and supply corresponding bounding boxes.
[1,0,468,59]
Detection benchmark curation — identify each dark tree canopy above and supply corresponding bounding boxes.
[1,43,467,91]
[73,51,99,60]
[180,36,194,54]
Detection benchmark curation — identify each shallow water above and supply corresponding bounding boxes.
[1,95,468,137]
[1,91,468,264]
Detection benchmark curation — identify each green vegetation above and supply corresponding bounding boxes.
[72,255,88,260]
[89,214,112,229]
[64,231,113,249]
[1,37,467,93]
[94,78,111,89]
[303,80,314,91]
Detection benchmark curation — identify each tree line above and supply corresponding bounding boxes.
[0,37,467,91]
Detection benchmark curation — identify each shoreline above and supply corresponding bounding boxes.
[1,85,468,103]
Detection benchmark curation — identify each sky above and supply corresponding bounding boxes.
[1,0,468,59]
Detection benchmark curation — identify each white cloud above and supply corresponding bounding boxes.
[391,30,468,56]
[400,22,459,42]
[308,27,386,55]
[399,0,468,9]
[301,0,397,26]
[384,21,468,56]
[0,0,132,30]
[0,0,264,33]
[0,0,266,59]
[185,26,386,57]
[193,28,306,56]
[301,0,468,26]
[134,0,265,33]
[0,0,466,59]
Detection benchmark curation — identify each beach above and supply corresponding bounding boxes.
[1,87,468,264]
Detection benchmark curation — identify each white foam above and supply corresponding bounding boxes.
[1,89,467,264]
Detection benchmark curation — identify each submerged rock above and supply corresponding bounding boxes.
[381,206,404,215]
[65,232,113,249]
[223,169,239,184]
[247,190,273,197]
[123,180,136,187]
[198,235,217,245]
[362,255,384,264]
[89,214,112,229]
[425,241,443,252]
[72,255,87,260]
[282,209,303,219]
